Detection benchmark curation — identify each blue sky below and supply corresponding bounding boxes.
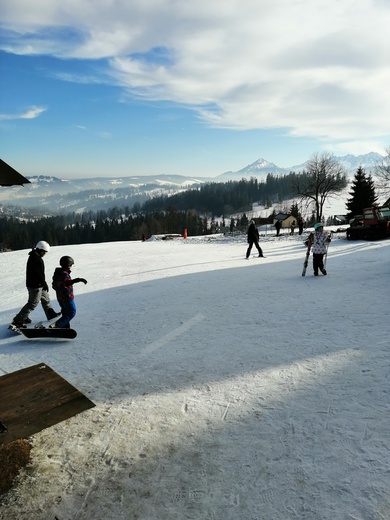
[1,0,390,179]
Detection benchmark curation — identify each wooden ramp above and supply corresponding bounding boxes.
[0,363,95,444]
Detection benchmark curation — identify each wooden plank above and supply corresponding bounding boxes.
[0,363,95,444]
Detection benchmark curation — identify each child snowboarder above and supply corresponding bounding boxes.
[307,223,332,276]
[51,256,87,328]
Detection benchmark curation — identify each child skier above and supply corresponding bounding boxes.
[51,256,87,328]
[307,223,332,276]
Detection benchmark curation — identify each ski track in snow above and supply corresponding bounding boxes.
[0,231,389,520]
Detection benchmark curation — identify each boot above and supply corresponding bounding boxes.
[47,310,61,320]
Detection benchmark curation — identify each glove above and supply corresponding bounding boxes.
[43,282,49,292]
[73,278,87,284]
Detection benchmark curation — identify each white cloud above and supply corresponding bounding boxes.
[0,106,47,120]
[1,0,390,146]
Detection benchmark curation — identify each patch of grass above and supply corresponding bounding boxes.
[0,440,32,495]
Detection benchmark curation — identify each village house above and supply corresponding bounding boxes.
[273,212,297,229]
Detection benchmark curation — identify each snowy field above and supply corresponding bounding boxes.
[0,230,389,520]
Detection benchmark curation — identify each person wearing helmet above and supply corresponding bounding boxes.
[246,220,264,259]
[11,241,61,327]
[307,223,332,276]
[51,255,87,329]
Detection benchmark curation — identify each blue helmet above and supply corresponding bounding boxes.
[314,223,323,230]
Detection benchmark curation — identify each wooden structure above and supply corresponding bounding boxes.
[0,363,95,445]
[0,159,30,187]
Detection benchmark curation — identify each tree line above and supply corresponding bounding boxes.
[2,151,383,252]
[0,209,213,251]
[1,173,302,250]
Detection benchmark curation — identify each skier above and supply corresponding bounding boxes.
[246,220,264,258]
[290,220,296,235]
[51,256,87,329]
[12,241,60,327]
[274,220,282,236]
[307,223,332,276]
[298,217,304,235]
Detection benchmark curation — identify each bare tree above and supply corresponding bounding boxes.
[375,146,390,199]
[376,146,390,181]
[293,152,347,221]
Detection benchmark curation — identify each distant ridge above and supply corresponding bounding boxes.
[0,152,384,212]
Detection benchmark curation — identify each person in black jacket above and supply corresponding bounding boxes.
[246,220,264,259]
[12,241,60,327]
[274,219,282,236]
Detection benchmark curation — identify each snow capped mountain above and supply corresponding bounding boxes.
[336,152,383,173]
[217,158,285,181]
[217,152,384,182]
[289,152,383,178]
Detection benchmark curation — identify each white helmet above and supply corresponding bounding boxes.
[35,240,50,252]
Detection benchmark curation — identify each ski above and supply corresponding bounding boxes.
[302,244,311,276]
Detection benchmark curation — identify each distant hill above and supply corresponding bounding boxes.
[0,174,209,213]
[0,153,384,213]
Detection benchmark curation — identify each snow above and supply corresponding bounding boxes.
[1,230,389,520]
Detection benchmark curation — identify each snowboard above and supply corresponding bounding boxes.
[8,316,61,335]
[20,327,77,339]
[8,324,24,334]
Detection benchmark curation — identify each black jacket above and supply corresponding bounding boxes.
[25,249,46,288]
[247,223,259,243]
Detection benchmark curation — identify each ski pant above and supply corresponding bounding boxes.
[55,300,76,328]
[14,287,57,322]
[313,253,326,274]
[246,240,263,258]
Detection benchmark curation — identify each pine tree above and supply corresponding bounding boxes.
[346,167,378,218]
[289,202,300,219]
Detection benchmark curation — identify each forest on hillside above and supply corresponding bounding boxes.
[140,174,298,215]
[0,174,298,250]
[0,168,351,251]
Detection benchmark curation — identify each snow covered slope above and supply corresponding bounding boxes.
[1,233,389,519]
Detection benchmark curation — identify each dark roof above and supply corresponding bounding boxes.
[0,159,30,186]
[274,213,290,220]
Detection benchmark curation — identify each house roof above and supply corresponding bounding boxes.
[274,213,290,220]
[0,159,30,187]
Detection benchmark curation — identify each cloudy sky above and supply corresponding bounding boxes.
[1,0,390,179]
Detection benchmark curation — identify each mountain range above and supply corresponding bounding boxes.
[216,151,383,180]
[0,152,384,213]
